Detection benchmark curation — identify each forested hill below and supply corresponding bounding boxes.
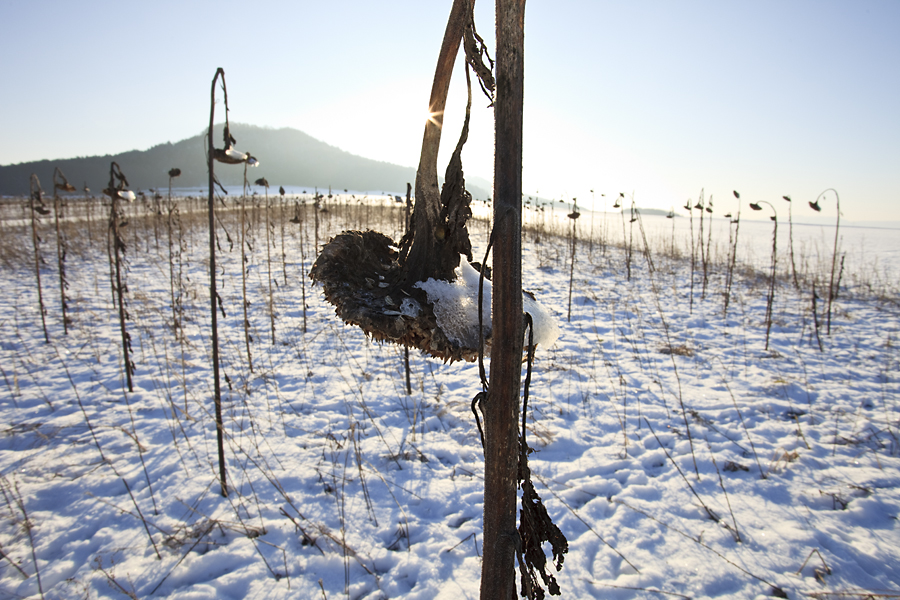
[0,124,490,198]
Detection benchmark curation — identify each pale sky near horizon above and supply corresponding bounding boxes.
[2,0,898,222]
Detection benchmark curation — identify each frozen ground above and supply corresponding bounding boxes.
[0,196,898,599]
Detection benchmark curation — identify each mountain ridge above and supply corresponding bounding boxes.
[0,124,492,199]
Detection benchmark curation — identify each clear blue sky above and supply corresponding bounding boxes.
[2,0,898,222]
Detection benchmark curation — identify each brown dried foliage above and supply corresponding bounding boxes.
[309,230,480,363]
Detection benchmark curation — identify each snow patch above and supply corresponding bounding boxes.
[414,258,559,349]
[399,297,421,318]
[524,291,560,348]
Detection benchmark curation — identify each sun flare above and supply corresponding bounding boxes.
[426,109,444,128]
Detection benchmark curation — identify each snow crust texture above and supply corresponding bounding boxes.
[0,199,898,600]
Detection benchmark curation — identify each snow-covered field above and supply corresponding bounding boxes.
[0,194,898,599]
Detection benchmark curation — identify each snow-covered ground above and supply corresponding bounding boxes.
[0,196,898,599]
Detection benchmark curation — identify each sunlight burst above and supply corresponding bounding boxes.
[426,109,444,129]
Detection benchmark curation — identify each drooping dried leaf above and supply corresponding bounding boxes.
[517,456,568,599]
[463,12,495,104]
